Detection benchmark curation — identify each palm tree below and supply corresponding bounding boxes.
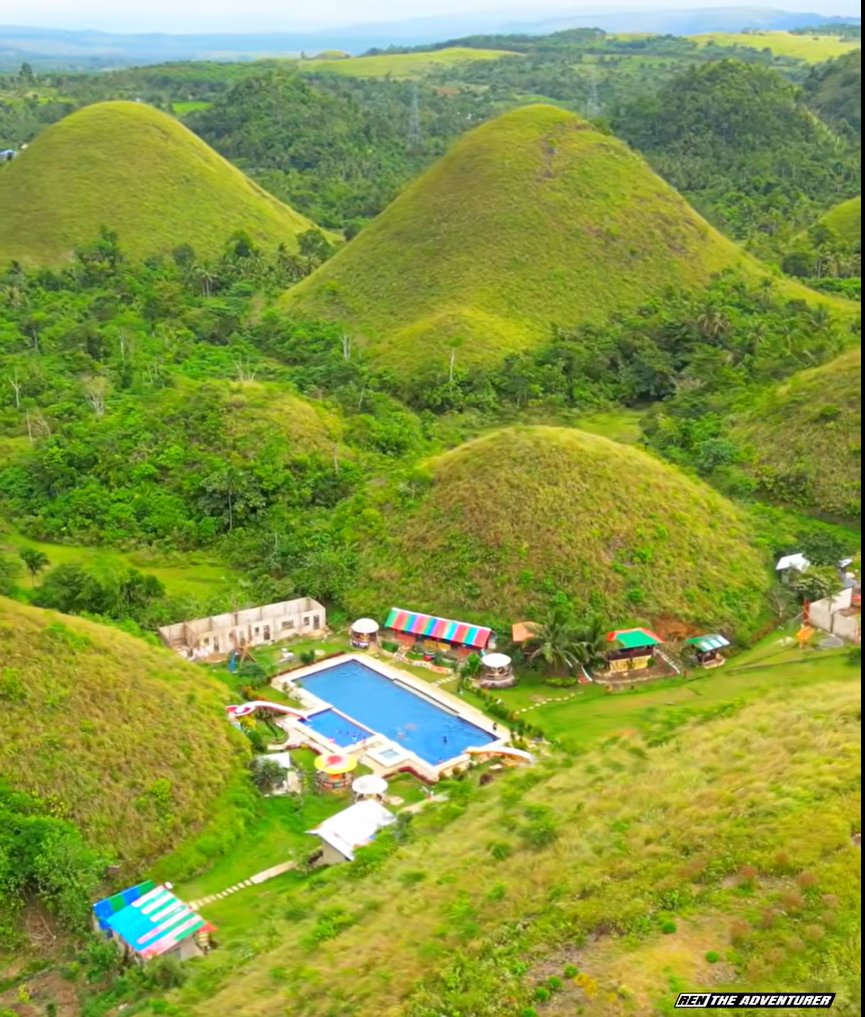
[571,616,609,675]
[524,604,581,674]
[19,547,49,585]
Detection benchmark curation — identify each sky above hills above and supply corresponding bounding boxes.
[2,0,859,33]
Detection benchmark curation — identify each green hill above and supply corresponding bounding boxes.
[822,195,862,246]
[730,347,861,520]
[283,104,846,381]
[350,425,772,632]
[170,671,860,1017]
[804,49,861,135]
[0,599,247,866]
[0,100,322,267]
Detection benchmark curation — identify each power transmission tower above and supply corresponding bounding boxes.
[407,83,422,151]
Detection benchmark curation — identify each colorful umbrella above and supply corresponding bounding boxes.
[314,753,358,776]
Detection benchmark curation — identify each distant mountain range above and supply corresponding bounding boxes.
[0,8,860,68]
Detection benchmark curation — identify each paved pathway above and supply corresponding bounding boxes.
[187,860,297,911]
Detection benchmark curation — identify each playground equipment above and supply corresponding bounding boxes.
[228,645,257,673]
[225,701,307,723]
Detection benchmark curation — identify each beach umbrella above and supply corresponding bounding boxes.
[314,753,358,776]
[352,775,388,797]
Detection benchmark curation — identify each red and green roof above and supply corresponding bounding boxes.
[384,607,492,649]
[607,627,662,649]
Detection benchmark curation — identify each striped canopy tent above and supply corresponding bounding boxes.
[607,628,662,649]
[93,883,211,960]
[384,608,492,649]
[684,634,730,653]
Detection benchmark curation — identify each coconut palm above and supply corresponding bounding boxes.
[571,615,609,674]
[524,604,582,674]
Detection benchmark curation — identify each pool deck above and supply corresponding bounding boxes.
[269,653,508,782]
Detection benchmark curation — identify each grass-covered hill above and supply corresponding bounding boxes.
[0,599,248,866]
[0,100,322,267]
[730,347,862,521]
[283,104,844,381]
[822,195,862,247]
[160,670,861,1017]
[349,425,772,632]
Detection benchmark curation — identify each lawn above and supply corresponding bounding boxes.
[173,100,213,115]
[467,625,856,751]
[693,31,860,62]
[1,530,237,602]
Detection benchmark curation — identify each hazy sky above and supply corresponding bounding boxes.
[2,0,859,33]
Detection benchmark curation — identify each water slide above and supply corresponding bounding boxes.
[226,701,308,720]
[466,745,535,765]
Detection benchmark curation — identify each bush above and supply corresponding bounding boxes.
[660,919,677,934]
[380,640,399,653]
[299,649,315,665]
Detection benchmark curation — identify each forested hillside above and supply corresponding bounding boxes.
[613,60,861,252]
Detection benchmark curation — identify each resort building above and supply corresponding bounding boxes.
[383,607,493,658]
[605,628,663,672]
[807,587,861,644]
[158,597,326,658]
[308,800,396,865]
[684,633,731,669]
[92,882,213,962]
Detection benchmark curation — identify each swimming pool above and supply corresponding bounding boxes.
[297,659,492,766]
[300,708,373,747]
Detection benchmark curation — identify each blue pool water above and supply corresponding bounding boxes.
[300,708,372,747]
[298,660,492,765]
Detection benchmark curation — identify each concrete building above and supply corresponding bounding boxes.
[307,800,396,866]
[158,597,326,657]
[808,587,861,644]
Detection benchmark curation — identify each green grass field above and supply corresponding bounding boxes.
[0,101,323,267]
[730,346,861,520]
[284,104,854,380]
[693,31,860,62]
[173,100,213,115]
[1,530,237,602]
[349,425,773,633]
[117,638,860,1017]
[297,46,517,79]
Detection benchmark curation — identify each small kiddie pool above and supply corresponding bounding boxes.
[293,658,493,767]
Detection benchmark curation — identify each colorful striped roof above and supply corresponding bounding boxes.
[384,607,492,649]
[97,884,209,959]
[684,634,730,652]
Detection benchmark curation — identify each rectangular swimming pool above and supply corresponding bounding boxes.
[297,659,492,766]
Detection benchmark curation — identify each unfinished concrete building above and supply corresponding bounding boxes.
[158,598,327,658]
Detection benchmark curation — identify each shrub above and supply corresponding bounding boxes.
[705,950,721,964]
[660,919,677,934]
[564,964,579,978]
[488,841,513,861]
[518,806,559,849]
[299,649,315,665]
[533,986,551,1003]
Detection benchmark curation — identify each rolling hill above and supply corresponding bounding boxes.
[282,104,847,381]
[349,425,772,633]
[0,100,323,267]
[822,195,862,247]
[296,46,517,78]
[0,599,248,867]
[730,347,861,521]
[171,671,860,1017]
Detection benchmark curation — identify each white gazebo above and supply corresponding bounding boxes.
[351,774,389,802]
[478,652,516,688]
[350,617,380,648]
